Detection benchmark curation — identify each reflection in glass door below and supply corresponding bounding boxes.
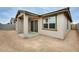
[31,20,38,32]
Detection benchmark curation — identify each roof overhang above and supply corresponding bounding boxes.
[14,7,72,22]
[41,7,72,22]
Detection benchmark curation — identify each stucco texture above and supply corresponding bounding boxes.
[38,14,71,39]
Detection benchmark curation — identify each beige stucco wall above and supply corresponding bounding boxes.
[63,14,71,37]
[38,14,65,39]
[16,19,24,33]
[19,19,23,33]
[23,14,29,35]
[28,19,31,32]
[15,19,18,33]
[16,18,20,33]
[16,13,28,35]
[16,13,71,39]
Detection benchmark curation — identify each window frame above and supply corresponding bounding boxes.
[42,15,57,31]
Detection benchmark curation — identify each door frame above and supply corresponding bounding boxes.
[31,20,38,32]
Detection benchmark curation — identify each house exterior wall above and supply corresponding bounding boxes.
[28,19,31,32]
[15,19,18,33]
[38,14,66,39]
[19,19,23,33]
[16,13,28,34]
[23,14,29,35]
[38,13,71,39]
[63,14,71,37]
[16,12,71,39]
[16,18,20,33]
[16,18,23,33]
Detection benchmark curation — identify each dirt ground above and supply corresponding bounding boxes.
[0,30,79,52]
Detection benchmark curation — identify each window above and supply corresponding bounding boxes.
[48,16,56,29]
[43,16,57,30]
[44,24,48,28]
[43,18,48,28]
[49,23,55,28]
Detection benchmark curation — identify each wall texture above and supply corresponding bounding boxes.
[0,24,15,30]
[38,14,66,39]
[63,14,71,37]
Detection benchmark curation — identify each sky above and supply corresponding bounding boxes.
[0,7,79,24]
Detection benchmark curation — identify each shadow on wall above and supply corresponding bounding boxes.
[0,23,15,30]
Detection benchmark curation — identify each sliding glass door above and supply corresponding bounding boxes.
[31,20,38,32]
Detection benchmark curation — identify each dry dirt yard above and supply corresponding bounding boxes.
[0,29,79,52]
